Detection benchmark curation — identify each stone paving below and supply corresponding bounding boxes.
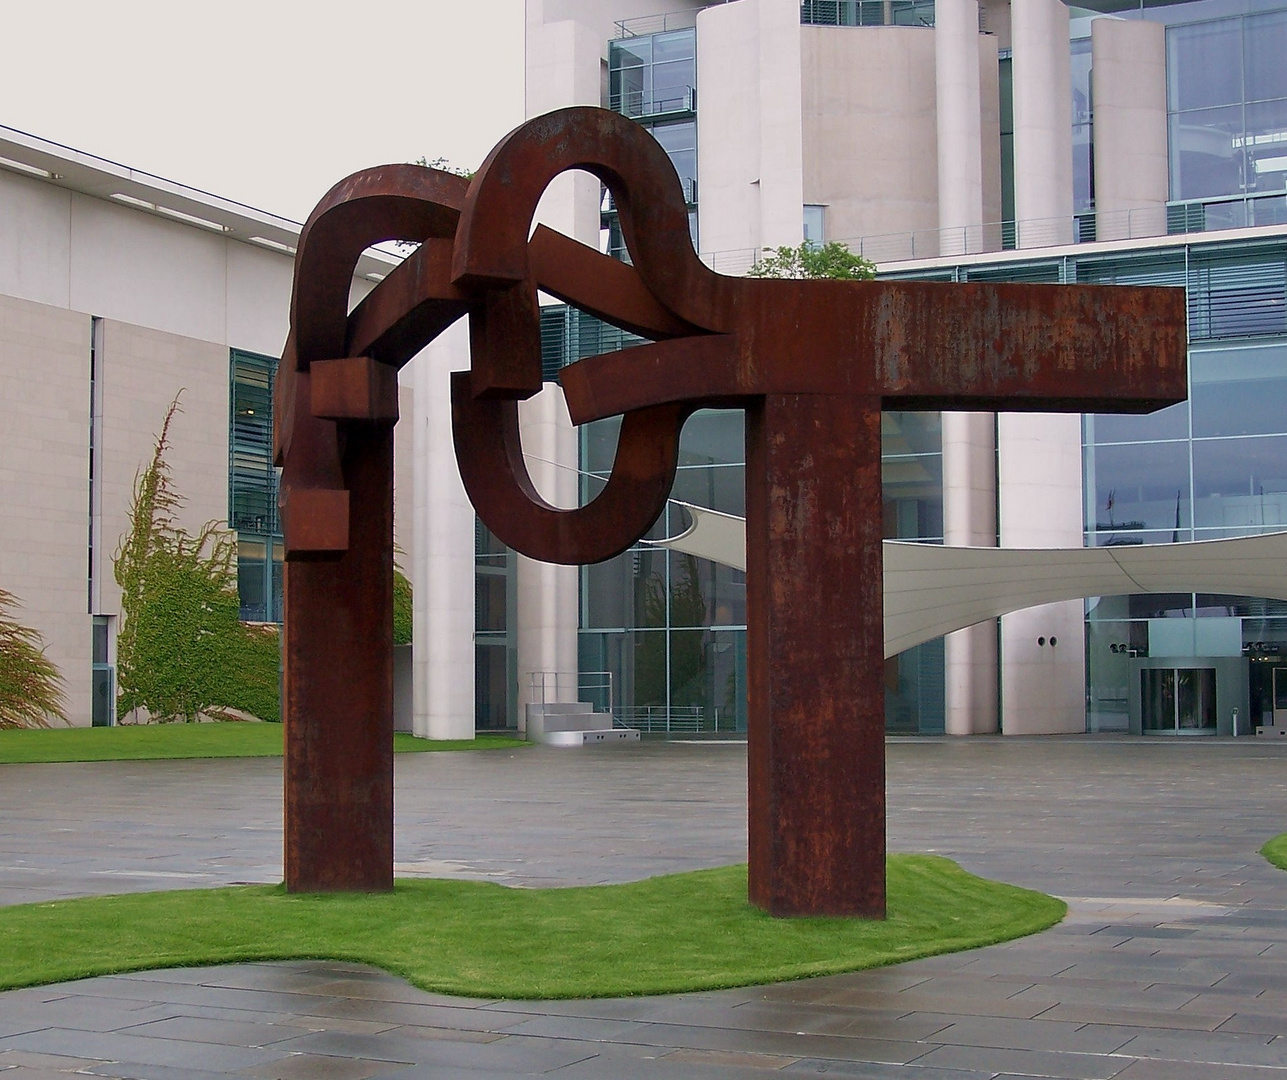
[0,736,1285,1078]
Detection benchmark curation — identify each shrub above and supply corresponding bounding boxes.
[0,589,68,729]
[114,396,279,723]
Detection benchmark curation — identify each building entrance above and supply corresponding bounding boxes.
[1275,668,1287,728]
[1141,667,1217,734]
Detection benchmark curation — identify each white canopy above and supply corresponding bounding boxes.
[652,503,1287,658]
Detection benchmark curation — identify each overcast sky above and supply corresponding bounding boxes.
[1,1,526,222]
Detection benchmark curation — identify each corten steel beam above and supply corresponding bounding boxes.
[279,106,1188,913]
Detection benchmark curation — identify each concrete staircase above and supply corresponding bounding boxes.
[523,702,639,747]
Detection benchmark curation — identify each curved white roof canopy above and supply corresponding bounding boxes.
[652,503,1287,658]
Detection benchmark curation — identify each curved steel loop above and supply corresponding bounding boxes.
[447,107,732,563]
[291,164,469,369]
[452,106,727,399]
[279,164,470,556]
[452,373,690,565]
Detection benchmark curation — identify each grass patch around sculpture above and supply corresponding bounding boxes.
[1262,833,1287,872]
[0,724,525,765]
[0,858,1064,999]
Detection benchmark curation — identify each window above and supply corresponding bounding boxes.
[1168,11,1287,202]
[229,350,282,622]
[804,205,826,245]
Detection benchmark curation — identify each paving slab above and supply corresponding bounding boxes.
[1,737,1285,1078]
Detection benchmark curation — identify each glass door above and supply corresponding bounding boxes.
[1142,667,1217,734]
[1274,667,1287,727]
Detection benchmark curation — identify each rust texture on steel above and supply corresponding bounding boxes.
[279,106,1188,913]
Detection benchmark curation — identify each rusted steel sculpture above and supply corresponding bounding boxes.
[277,106,1187,914]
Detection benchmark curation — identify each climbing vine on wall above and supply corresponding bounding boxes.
[0,588,68,729]
[114,396,280,723]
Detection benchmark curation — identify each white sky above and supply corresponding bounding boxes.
[1,1,526,222]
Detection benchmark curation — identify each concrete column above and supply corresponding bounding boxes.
[757,0,806,250]
[997,412,1086,734]
[935,0,984,256]
[516,385,580,715]
[411,321,476,740]
[1011,0,1073,247]
[697,0,764,258]
[526,16,604,248]
[1092,18,1168,241]
[516,11,605,722]
[941,411,998,734]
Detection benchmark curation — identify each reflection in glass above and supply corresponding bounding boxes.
[1085,402,1189,445]
[1167,17,1242,111]
[1141,667,1217,733]
[1086,441,1191,538]
[1244,9,1287,103]
[1169,106,1244,201]
[679,409,744,467]
[1190,343,1287,438]
[1192,434,1287,531]
[1072,37,1094,214]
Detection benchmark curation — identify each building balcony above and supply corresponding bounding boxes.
[609,86,696,122]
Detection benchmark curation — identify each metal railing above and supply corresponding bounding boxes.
[609,86,695,120]
[696,195,1287,272]
[614,705,741,735]
[526,670,615,717]
[801,0,935,27]
[615,9,701,37]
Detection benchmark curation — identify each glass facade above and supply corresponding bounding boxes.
[887,237,1287,733]
[475,521,515,730]
[607,28,698,257]
[572,392,946,735]
[1081,240,1287,731]
[1071,37,1095,217]
[1166,7,1287,226]
[229,350,283,623]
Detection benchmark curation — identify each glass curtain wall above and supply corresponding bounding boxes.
[607,28,698,255]
[1167,8,1287,228]
[577,403,946,735]
[475,521,515,729]
[229,350,283,623]
[1081,241,1287,730]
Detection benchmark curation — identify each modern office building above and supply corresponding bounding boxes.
[492,0,1287,739]
[0,127,411,727]
[3,0,1285,740]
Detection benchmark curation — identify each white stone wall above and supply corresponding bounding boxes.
[800,26,939,250]
[998,413,1086,734]
[0,161,386,726]
[0,294,92,723]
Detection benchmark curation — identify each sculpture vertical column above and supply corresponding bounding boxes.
[284,424,395,892]
[745,393,886,918]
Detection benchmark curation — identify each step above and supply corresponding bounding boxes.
[540,728,641,747]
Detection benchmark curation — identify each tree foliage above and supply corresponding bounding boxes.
[113,396,279,723]
[747,241,876,280]
[0,589,68,729]
[393,566,413,647]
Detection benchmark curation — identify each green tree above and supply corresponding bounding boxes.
[0,589,68,729]
[114,396,279,723]
[747,240,876,280]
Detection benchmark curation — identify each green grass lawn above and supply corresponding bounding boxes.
[0,857,1064,999]
[0,724,525,764]
[1263,833,1287,871]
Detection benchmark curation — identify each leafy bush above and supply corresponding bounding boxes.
[114,397,279,723]
[393,566,413,647]
[0,589,68,729]
[747,241,876,280]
